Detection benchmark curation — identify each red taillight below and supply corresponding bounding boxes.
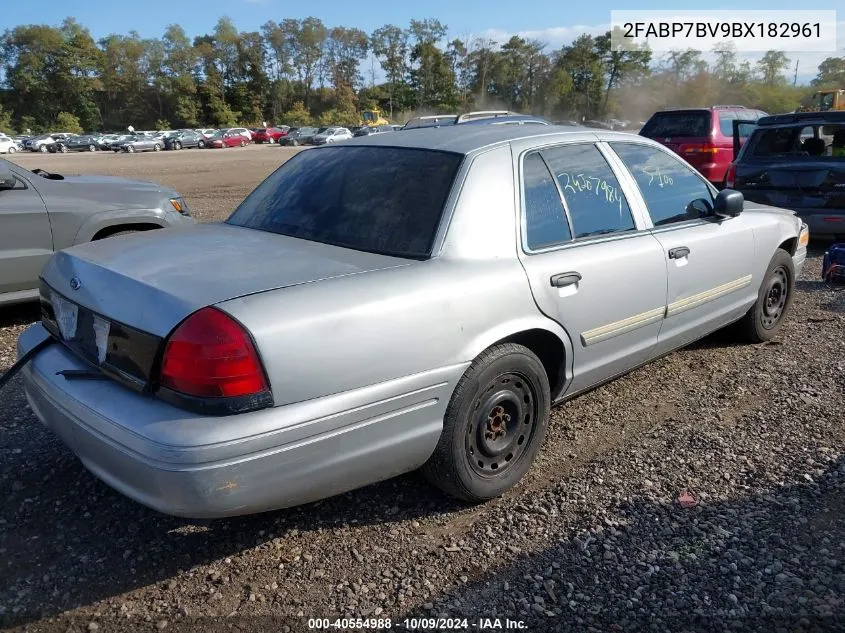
[725,163,737,189]
[682,142,719,156]
[159,307,268,399]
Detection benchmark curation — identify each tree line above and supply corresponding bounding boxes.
[1,16,844,134]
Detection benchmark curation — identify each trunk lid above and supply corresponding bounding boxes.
[40,222,412,338]
[733,160,845,211]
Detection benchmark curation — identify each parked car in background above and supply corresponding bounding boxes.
[0,135,21,154]
[727,110,845,238]
[252,127,289,144]
[121,135,164,153]
[62,135,102,152]
[207,131,248,148]
[106,135,137,152]
[639,106,767,187]
[164,130,206,150]
[25,135,58,153]
[0,158,194,307]
[195,128,217,137]
[15,125,807,518]
[353,125,394,137]
[402,115,459,130]
[390,125,403,131]
[226,127,253,142]
[311,127,353,145]
[279,127,324,146]
[44,140,69,153]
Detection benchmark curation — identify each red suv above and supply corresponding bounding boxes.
[639,106,767,186]
[252,127,289,144]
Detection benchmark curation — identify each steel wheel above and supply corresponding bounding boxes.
[422,343,551,502]
[466,371,540,477]
[761,265,789,329]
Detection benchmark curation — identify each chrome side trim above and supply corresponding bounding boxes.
[665,274,753,318]
[581,306,665,347]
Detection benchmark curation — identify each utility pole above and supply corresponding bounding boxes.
[793,59,799,87]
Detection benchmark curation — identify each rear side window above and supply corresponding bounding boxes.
[611,143,714,226]
[522,153,571,250]
[227,146,462,258]
[640,112,711,138]
[718,111,737,136]
[542,144,635,239]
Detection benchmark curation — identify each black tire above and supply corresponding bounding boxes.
[422,343,551,502]
[60,145,68,153]
[175,141,182,150]
[39,145,48,153]
[88,144,96,152]
[198,140,205,148]
[153,143,161,152]
[240,139,246,147]
[736,249,795,343]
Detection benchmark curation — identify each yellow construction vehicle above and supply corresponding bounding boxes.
[359,109,390,127]
[799,89,845,112]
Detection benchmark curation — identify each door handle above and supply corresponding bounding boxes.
[550,271,582,288]
[668,246,690,259]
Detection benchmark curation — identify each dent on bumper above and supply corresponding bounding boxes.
[18,324,461,518]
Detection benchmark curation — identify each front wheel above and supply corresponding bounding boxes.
[88,144,96,152]
[39,145,48,153]
[240,139,246,147]
[736,249,795,343]
[198,140,205,148]
[422,343,551,502]
[153,143,161,152]
[60,145,68,153]
[175,141,182,150]
[7,147,16,154]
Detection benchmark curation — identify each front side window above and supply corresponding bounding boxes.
[611,143,714,226]
[227,146,463,258]
[522,152,571,250]
[541,144,635,239]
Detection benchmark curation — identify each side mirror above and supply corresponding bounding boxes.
[0,166,16,190]
[714,189,744,218]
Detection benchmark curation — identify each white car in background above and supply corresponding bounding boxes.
[0,135,20,154]
[311,127,353,145]
[226,127,253,142]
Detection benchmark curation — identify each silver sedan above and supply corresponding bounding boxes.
[17,125,808,517]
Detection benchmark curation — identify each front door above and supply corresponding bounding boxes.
[608,142,756,355]
[0,168,54,297]
[515,143,667,395]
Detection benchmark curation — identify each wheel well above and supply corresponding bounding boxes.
[778,237,797,255]
[92,223,162,240]
[493,329,565,395]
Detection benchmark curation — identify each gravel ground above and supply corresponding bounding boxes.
[1,147,844,632]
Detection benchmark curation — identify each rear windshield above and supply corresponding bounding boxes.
[746,123,845,158]
[640,111,711,138]
[227,146,463,258]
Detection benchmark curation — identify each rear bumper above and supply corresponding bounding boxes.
[18,324,459,518]
[793,210,845,237]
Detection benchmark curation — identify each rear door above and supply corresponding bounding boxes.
[515,141,668,395]
[608,141,757,355]
[0,169,54,296]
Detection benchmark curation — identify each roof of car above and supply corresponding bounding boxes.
[341,123,594,154]
[757,110,845,126]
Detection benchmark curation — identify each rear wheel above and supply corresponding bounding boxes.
[39,145,48,153]
[126,145,135,153]
[7,147,16,154]
[240,139,246,147]
[153,143,161,152]
[88,144,96,152]
[198,140,205,148]
[736,249,795,343]
[422,343,551,502]
[175,141,182,150]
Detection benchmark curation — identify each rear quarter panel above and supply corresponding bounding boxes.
[217,145,571,407]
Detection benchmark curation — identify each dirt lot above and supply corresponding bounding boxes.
[1,147,844,632]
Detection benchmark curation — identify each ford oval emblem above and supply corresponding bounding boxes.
[69,277,82,291]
